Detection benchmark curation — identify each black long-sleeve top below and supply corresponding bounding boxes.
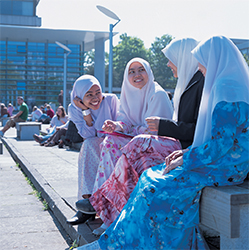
[158,70,204,149]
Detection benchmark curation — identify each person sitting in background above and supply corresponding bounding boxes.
[46,104,55,119]
[0,103,10,125]
[40,105,45,113]
[31,106,43,122]
[33,106,68,145]
[0,103,10,119]
[59,120,84,148]
[43,120,69,147]
[38,105,51,124]
[7,103,14,116]
[44,103,48,113]
[0,96,28,137]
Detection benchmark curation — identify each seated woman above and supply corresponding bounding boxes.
[31,106,42,122]
[7,103,14,117]
[83,38,205,235]
[77,35,249,250]
[0,103,10,122]
[43,120,69,147]
[33,106,68,144]
[75,57,178,228]
[60,120,84,148]
[46,104,55,119]
[92,58,174,191]
[66,75,120,225]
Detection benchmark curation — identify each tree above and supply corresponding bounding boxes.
[148,34,176,89]
[83,49,95,75]
[112,33,150,87]
[243,54,249,66]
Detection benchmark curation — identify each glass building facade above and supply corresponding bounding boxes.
[0,39,84,109]
[0,0,34,16]
[0,1,109,112]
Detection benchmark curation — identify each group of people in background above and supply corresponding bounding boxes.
[0,35,248,250]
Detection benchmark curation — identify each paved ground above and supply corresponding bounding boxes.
[0,125,102,249]
[0,139,72,249]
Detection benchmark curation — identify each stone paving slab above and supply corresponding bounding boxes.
[0,140,71,249]
[0,126,102,247]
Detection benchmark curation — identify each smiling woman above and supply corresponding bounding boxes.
[82,85,103,110]
[66,74,120,225]
[128,62,149,89]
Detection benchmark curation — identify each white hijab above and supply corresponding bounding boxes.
[119,57,173,125]
[68,75,103,128]
[191,35,249,148]
[162,38,199,121]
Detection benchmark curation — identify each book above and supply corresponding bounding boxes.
[97,130,134,139]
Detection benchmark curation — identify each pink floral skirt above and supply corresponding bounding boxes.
[92,135,131,193]
[90,134,181,226]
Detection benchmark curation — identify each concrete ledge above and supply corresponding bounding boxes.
[200,181,249,249]
[16,122,41,140]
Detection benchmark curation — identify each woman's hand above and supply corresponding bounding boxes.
[102,120,117,133]
[163,148,189,175]
[145,116,160,132]
[73,96,88,110]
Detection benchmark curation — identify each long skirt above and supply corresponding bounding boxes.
[90,134,181,226]
[92,135,131,193]
[78,137,103,200]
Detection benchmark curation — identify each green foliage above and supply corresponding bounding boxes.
[84,50,95,75]
[83,33,178,90]
[148,34,177,89]
[16,163,49,211]
[243,54,249,66]
[69,240,78,249]
[42,200,49,211]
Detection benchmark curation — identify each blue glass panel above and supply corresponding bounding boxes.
[22,2,33,16]
[0,1,12,15]
[13,1,22,15]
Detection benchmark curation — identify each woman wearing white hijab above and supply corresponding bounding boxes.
[91,57,173,191]
[76,36,249,250]
[76,58,176,231]
[147,37,205,149]
[67,75,119,225]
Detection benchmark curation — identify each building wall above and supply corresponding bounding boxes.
[0,40,84,110]
[0,0,41,27]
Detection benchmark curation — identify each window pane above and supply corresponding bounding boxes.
[22,1,33,16]
[0,1,12,15]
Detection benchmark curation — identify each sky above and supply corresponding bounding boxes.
[37,0,249,50]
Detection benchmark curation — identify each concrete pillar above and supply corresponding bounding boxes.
[94,38,105,92]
